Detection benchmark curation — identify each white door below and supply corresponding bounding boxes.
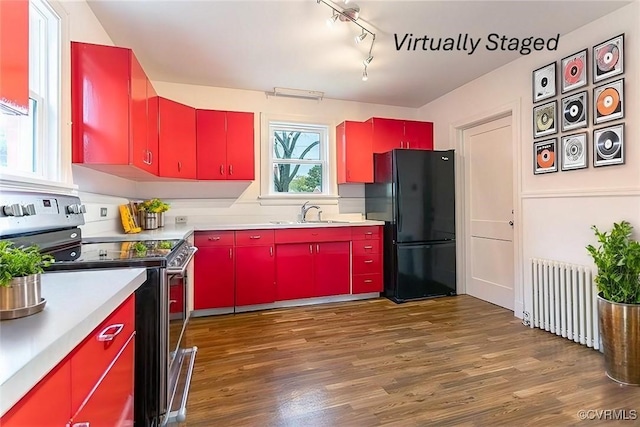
[463,116,514,310]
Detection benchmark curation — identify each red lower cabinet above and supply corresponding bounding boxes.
[351,227,384,294]
[275,243,315,301]
[235,245,276,306]
[314,242,350,297]
[169,277,184,314]
[194,246,235,310]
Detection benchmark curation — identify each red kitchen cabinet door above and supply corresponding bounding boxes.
[404,120,433,150]
[336,121,373,184]
[226,111,255,180]
[70,334,135,427]
[275,243,314,301]
[235,245,276,306]
[71,42,130,165]
[169,278,184,314]
[196,109,227,180]
[147,80,159,175]
[369,118,404,153]
[159,97,197,179]
[194,246,235,309]
[0,360,72,426]
[0,0,29,114]
[314,242,350,297]
[130,53,148,173]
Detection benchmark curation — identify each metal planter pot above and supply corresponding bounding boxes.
[139,212,159,230]
[0,275,46,320]
[158,212,165,228]
[598,294,640,386]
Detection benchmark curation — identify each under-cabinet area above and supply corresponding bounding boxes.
[192,225,383,315]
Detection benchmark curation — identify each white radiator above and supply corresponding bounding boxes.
[528,258,599,350]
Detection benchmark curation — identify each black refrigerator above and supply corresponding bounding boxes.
[365,149,456,302]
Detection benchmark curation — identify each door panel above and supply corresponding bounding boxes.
[196,109,227,180]
[395,150,428,243]
[275,244,314,301]
[158,98,196,179]
[130,53,147,171]
[314,242,350,297]
[371,118,403,153]
[0,0,29,114]
[146,81,159,175]
[396,242,456,300]
[194,246,234,309]
[236,245,276,306]
[226,111,255,180]
[464,116,514,310]
[404,121,433,150]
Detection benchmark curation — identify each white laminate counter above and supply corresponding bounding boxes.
[0,268,147,416]
[82,220,385,242]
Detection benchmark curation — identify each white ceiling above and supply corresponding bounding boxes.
[86,0,631,108]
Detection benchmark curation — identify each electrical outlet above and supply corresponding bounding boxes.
[175,216,187,224]
[100,207,108,217]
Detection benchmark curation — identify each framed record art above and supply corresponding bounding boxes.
[561,91,587,131]
[561,49,587,93]
[594,78,624,125]
[561,133,588,171]
[534,138,558,175]
[532,62,556,102]
[593,124,624,167]
[593,34,624,83]
[533,100,557,138]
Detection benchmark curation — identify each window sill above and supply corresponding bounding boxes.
[258,194,340,206]
[0,172,78,195]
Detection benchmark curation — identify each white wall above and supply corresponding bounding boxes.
[417,1,640,317]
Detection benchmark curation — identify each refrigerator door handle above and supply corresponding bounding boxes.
[396,167,403,233]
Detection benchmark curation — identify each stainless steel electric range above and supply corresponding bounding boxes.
[0,191,197,426]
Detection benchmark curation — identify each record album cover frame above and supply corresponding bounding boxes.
[561,91,588,132]
[561,49,588,93]
[534,138,558,175]
[533,100,557,138]
[593,34,624,84]
[593,124,624,167]
[532,62,557,103]
[593,78,624,125]
[561,132,588,171]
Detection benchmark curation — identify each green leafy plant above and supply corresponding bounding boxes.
[138,198,170,213]
[157,241,172,250]
[131,241,148,256]
[586,221,640,304]
[0,241,54,287]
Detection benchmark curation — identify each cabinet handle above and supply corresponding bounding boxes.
[270,246,273,257]
[97,323,124,342]
[364,279,373,283]
[72,423,90,427]
[148,150,153,165]
[229,164,233,176]
[311,233,318,236]
[364,260,374,264]
[364,245,373,249]
[406,141,410,148]
[249,235,261,239]
[220,165,224,175]
[170,299,177,305]
[365,232,373,235]
[178,161,182,172]
[316,244,319,253]
[208,236,221,241]
[229,248,233,258]
[143,150,150,165]
[309,244,312,254]
[347,170,351,180]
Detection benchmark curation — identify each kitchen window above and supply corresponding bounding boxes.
[267,121,330,196]
[0,0,71,191]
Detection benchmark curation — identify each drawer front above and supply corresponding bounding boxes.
[352,274,383,294]
[274,227,351,243]
[352,239,381,255]
[70,295,135,414]
[351,225,381,240]
[195,230,235,247]
[235,229,275,246]
[352,254,382,275]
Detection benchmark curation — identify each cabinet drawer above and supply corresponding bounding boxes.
[352,239,381,255]
[195,230,234,247]
[235,229,275,246]
[70,295,135,414]
[351,226,381,240]
[353,254,382,275]
[352,274,383,294]
[274,227,351,243]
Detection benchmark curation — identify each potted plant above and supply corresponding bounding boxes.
[0,241,54,316]
[138,198,170,229]
[586,220,640,385]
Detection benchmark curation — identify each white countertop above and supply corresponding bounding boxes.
[0,268,147,416]
[82,220,385,242]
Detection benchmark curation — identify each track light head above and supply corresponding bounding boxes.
[355,32,367,44]
[362,68,368,81]
[363,56,373,66]
[326,13,339,27]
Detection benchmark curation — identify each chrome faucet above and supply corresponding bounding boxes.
[300,201,321,222]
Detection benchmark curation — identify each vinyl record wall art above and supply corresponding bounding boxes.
[532,62,556,102]
[533,100,557,138]
[561,133,587,171]
[561,49,587,93]
[534,138,558,174]
[593,124,624,167]
[594,79,624,124]
[561,91,588,131]
[593,34,624,83]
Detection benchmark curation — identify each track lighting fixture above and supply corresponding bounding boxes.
[316,0,376,81]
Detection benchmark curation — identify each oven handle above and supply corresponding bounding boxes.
[167,246,198,276]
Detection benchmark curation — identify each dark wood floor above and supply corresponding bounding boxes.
[179,296,640,426]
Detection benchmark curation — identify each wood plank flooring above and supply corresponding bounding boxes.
[179,296,640,426]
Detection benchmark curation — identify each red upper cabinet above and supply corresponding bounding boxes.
[336,121,373,184]
[367,117,433,152]
[196,110,254,180]
[0,0,29,114]
[158,97,197,179]
[71,42,159,177]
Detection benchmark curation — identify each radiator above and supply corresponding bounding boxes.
[528,258,599,350]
